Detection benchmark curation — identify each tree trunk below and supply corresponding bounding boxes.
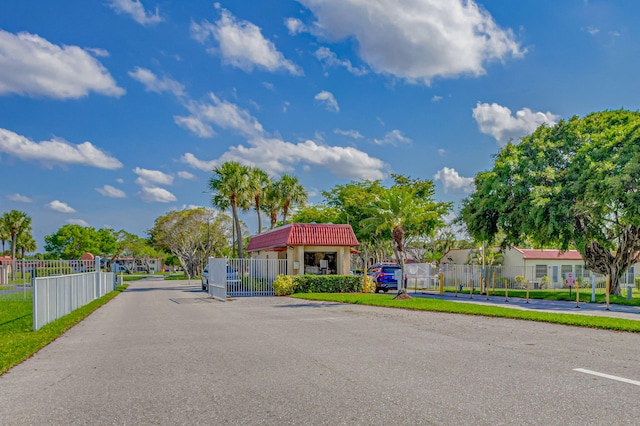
[582,226,640,296]
[232,203,243,258]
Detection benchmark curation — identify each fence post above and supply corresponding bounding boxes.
[526,280,530,304]
[439,273,444,295]
[591,275,596,303]
[95,256,100,298]
[505,279,509,302]
[605,275,610,310]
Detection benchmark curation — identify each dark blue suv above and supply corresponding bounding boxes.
[369,264,407,293]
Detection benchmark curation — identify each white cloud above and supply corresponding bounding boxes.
[182,135,387,181]
[68,218,89,226]
[0,128,123,169]
[177,171,196,180]
[315,47,368,76]
[434,167,474,193]
[438,148,446,156]
[116,178,124,184]
[314,90,339,112]
[299,0,524,84]
[47,200,76,213]
[582,26,600,35]
[262,82,275,91]
[133,167,174,186]
[180,153,217,171]
[7,193,32,203]
[129,67,185,97]
[191,8,302,75]
[373,129,411,146]
[140,186,177,203]
[334,129,364,139]
[108,0,163,26]
[0,30,124,99]
[96,185,126,198]
[472,102,560,146]
[285,17,307,35]
[431,95,443,102]
[175,93,264,138]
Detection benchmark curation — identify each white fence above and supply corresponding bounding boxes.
[33,258,115,330]
[207,258,288,300]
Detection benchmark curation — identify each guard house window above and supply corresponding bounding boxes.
[535,265,547,279]
[304,252,337,275]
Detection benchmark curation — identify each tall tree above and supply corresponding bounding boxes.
[460,109,640,295]
[262,181,283,229]
[15,223,36,258]
[209,161,251,258]
[247,167,270,234]
[0,215,10,255]
[149,208,232,277]
[44,225,116,259]
[277,174,307,224]
[2,210,31,262]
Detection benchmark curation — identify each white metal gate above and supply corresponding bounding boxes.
[207,258,287,300]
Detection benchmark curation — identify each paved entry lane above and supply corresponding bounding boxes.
[2,278,640,425]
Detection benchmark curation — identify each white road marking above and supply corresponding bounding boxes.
[574,368,640,386]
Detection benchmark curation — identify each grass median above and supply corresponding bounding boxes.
[0,285,128,376]
[290,293,640,333]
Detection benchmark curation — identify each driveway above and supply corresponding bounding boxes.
[1,277,640,425]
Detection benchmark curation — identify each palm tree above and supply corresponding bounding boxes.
[16,231,36,258]
[0,216,9,255]
[277,174,307,224]
[247,167,270,234]
[209,161,251,258]
[262,181,283,229]
[2,210,32,279]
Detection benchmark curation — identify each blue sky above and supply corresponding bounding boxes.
[1,0,639,251]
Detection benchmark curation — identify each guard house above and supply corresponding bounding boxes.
[246,223,359,276]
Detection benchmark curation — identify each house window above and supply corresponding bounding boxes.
[304,252,337,275]
[561,265,573,277]
[535,265,547,278]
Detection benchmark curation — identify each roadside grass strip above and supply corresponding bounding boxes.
[0,285,128,376]
[290,293,640,333]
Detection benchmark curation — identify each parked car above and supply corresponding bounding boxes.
[201,265,239,291]
[369,263,407,293]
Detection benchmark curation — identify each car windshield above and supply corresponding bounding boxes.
[381,267,400,273]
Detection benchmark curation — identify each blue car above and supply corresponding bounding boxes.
[369,264,407,293]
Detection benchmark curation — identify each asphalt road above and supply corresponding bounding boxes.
[1,277,640,425]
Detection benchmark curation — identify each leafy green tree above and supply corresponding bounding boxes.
[16,231,37,258]
[149,208,232,277]
[460,109,640,295]
[0,216,9,255]
[291,205,342,224]
[277,174,307,224]
[209,161,251,258]
[44,225,116,259]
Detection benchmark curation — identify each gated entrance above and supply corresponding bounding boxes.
[207,258,287,300]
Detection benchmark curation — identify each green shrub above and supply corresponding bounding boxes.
[362,275,376,293]
[293,275,362,293]
[635,277,640,291]
[273,274,296,296]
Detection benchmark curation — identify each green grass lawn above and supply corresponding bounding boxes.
[291,293,640,333]
[0,285,128,376]
[442,287,640,306]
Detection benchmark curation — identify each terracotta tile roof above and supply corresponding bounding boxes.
[247,223,359,252]
[514,248,583,260]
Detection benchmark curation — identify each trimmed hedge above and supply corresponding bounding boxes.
[293,274,363,293]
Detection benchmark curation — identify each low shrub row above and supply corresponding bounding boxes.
[273,274,368,295]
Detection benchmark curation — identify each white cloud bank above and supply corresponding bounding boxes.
[472,102,560,146]
[108,0,163,26]
[373,130,411,146]
[133,167,174,186]
[191,6,301,75]
[434,167,474,193]
[0,128,123,169]
[0,30,124,99]
[298,0,524,84]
